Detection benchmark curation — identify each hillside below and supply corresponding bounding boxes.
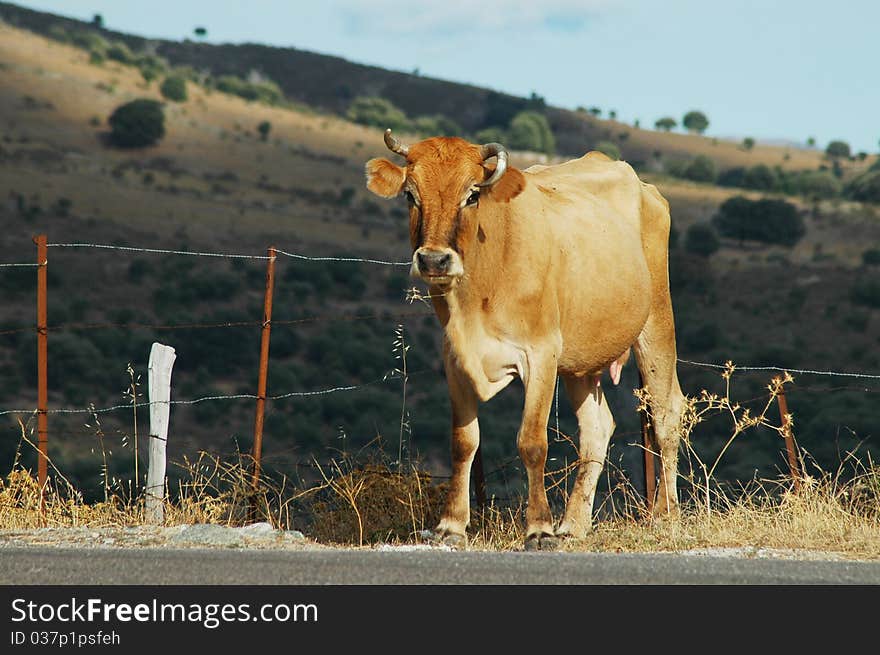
[0,15,878,509]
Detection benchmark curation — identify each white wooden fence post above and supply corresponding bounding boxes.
[146,342,176,525]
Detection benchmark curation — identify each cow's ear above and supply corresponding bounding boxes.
[365,158,406,198]
[486,166,526,203]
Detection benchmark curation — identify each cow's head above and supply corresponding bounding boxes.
[365,129,525,288]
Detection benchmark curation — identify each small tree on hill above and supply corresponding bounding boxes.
[797,170,842,199]
[683,155,717,183]
[845,171,880,203]
[475,127,507,144]
[108,99,165,148]
[507,111,555,155]
[654,117,676,131]
[413,114,462,137]
[682,110,709,134]
[712,196,805,247]
[743,164,778,191]
[594,141,620,160]
[257,120,272,141]
[825,140,851,159]
[741,137,755,151]
[160,75,188,102]
[685,223,720,257]
[347,96,408,131]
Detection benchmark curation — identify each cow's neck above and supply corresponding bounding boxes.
[429,209,521,399]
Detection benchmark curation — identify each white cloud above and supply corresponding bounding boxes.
[333,0,623,36]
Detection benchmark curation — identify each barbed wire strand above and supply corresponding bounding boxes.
[0,262,41,268]
[2,358,876,419]
[275,248,410,267]
[47,242,273,259]
[676,358,880,381]
[47,242,410,266]
[0,373,412,418]
[0,310,434,338]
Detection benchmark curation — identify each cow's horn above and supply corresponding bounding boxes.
[478,142,508,187]
[384,129,409,157]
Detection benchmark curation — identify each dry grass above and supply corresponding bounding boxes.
[1,445,878,559]
[2,363,878,559]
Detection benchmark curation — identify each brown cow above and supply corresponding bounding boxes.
[365,129,686,549]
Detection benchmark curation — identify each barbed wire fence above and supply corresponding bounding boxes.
[2,236,879,516]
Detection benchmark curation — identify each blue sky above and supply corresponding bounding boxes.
[11,0,880,154]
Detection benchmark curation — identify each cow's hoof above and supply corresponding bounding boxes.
[554,525,591,541]
[418,529,466,548]
[524,533,560,551]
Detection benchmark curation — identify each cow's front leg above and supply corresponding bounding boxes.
[518,352,558,551]
[431,361,479,547]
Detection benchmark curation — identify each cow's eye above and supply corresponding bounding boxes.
[404,190,416,205]
[466,190,480,206]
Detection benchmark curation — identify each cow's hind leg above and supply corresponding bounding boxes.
[633,309,686,516]
[555,374,615,539]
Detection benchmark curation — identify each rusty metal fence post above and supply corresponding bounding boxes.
[34,234,48,512]
[250,246,276,505]
[777,385,801,491]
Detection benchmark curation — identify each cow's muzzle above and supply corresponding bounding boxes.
[411,247,463,286]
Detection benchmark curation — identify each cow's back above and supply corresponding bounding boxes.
[499,151,655,375]
[523,151,643,231]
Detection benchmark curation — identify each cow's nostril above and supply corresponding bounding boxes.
[417,250,452,274]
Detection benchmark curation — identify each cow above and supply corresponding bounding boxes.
[365,129,686,550]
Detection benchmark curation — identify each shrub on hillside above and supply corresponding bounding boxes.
[107,99,165,148]
[105,41,135,64]
[684,223,720,256]
[742,164,778,191]
[136,54,168,83]
[346,96,408,131]
[796,170,842,199]
[682,155,717,183]
[412,114,462,137]
[593,140,620,160]
[507,111,555,154]
[214,75,283,105]
[845,171,880,203]
[825,140,851,159]
[717,166,746,188]
[159,75,188,102]
[69,30,107,53]
[475,126,507,144]
[851,276,880,309]
[712,196,805,246]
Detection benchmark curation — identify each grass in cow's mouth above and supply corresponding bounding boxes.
[1,376,879,559]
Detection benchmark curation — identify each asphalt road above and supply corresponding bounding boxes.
[3,547,880,585]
